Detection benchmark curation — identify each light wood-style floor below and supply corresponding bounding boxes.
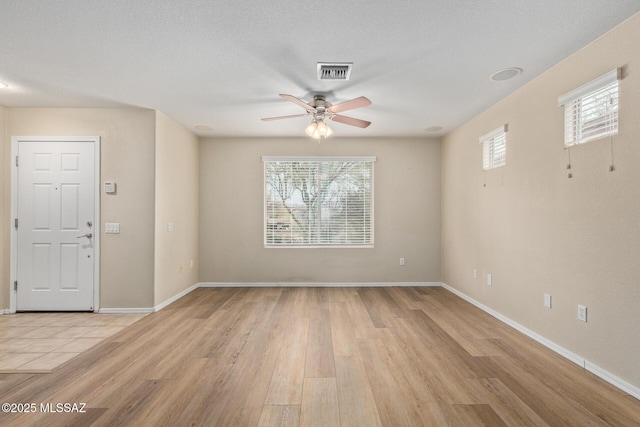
[0,287,638,426]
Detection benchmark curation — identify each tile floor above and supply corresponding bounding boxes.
[0,312,147,373]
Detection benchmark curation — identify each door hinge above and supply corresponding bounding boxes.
[14,281,18,291]
[15,156,19,167]
[14,218,18,229]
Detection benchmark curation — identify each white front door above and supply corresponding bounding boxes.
[15,138,98,311]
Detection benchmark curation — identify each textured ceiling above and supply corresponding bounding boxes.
[0,1,638,138]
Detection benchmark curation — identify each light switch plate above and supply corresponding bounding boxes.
[578,305,587,322]
[105,223,120,234]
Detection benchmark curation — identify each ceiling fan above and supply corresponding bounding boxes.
[261,94,372,139]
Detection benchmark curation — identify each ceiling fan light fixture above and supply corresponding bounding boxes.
[305,120,318,138]
[325,125,333,138]
[316,120,332,138]
[305,117,333,140]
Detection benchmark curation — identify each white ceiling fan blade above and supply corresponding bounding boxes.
[280,94,316,111]
[330,114,371,128]
[327,96,371,114]
[261,113,312,121]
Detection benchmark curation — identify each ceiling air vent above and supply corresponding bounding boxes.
[317,62,353,81]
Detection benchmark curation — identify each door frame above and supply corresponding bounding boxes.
[10,136,101,313]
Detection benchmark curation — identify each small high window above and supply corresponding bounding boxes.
[480,125,507,170]
[558,69,620,147]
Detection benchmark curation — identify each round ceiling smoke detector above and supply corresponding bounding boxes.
[490,67,523,82]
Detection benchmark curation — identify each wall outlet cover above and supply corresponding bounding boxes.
[578,305,588,322]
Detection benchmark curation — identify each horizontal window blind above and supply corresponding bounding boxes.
[558,69,620,147]
[263,157,374,247]
[480,125,507,170]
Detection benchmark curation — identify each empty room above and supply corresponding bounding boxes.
[1,1,639,426]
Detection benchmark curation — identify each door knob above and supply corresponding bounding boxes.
[77,233,93,239]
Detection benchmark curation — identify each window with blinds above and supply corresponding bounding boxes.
[558,69,619,147]
[263,157,375,247]
[480,125,507,170]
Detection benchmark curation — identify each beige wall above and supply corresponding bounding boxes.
[0,106,7,310]
[154,111,199,305]
[199,137,441,284]
[442,14,640,389]
[5,108,157,309]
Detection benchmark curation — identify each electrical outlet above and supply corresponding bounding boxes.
[399,258,405,266]
[578,305,587,322]
[487,274,492,286]
[544,293,552,308]
[167,222,174,232]
[473,269,478,279]
[190,259,194,268]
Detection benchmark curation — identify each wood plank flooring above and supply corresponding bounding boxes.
[0,287,639,426]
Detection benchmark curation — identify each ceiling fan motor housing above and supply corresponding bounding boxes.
[311,95,331,111]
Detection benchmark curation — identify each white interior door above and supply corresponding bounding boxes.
[16,139,97,311]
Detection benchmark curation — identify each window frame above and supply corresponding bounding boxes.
[480,125,507,171]
[558,68,620,147]
[262,156,375,249]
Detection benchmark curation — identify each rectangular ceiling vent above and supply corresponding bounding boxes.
[317,62,353,81]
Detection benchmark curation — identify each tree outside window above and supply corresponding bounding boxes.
[264,158,374,247]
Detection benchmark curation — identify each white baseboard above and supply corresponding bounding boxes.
[98,307,154,314]
[440,282,640,401]
[97,282,438,313]
[153,283,200,312]
[98,283,200,314]
[584,361,640,400]
[198,282,441,288]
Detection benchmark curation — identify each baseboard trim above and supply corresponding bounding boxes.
[584,361,640,400]
[98,307,154,314]
[440,282,640,401]
[97,282,438,313]
[198,282,441,288]
[98,283,200,314]
[153,283,200,312]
